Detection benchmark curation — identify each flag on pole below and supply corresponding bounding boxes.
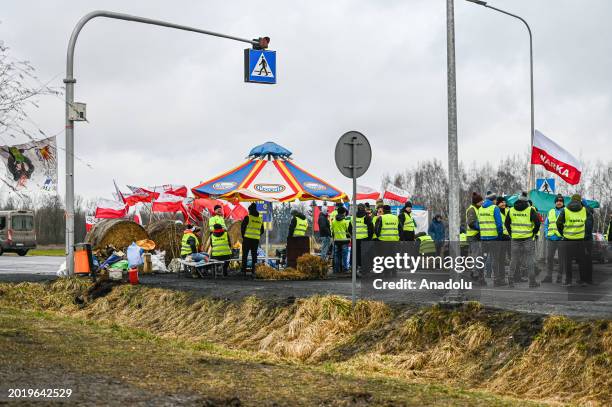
[382,184,410,203]
[113,180,125,203]
[355,185,380,201]
[133,204,143,225]
[531,130,582,185]
[85,214,98,232]
[152,192,184,213]
[94,199,127,219]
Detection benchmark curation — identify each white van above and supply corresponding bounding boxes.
[0,210,36,256]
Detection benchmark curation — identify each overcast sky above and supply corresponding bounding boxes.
[1,0,611,201]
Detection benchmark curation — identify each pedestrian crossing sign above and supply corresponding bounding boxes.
[244,49,276,84]
[536,178,555,193]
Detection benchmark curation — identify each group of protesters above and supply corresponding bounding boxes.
[465,190,601,288]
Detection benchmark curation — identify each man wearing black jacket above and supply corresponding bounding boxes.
[556,194,593,285]
[505,192,541,288]
[240,203,264,275]
[318,206,332,261]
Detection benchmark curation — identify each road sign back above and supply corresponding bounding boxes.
[335,131,371,179]
[244,49,276,84]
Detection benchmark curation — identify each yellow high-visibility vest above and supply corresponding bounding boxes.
[244,215,263,240]
[562,207,586,240]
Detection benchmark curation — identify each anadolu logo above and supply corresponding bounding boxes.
[254,183,286,193]
[303,182,326,191]
[212,181,237,191]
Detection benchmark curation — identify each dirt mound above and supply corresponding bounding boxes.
[0,280,610,405]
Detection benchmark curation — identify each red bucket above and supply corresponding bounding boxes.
[128,268,139,285]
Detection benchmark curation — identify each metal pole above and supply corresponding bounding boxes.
[447,0,460,249]
[64,10,262,274]
[351,136,358,307]
[446,0,463,302]
[466,1,535,190]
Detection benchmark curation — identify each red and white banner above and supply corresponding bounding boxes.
[355,185,380,201]
[382,184,410,203]
[133,205,143,226]
[152,193,184,213]
[94,199,127,219]
[85,215,98,232]
[228,203,248,221]
[531,130,582,185]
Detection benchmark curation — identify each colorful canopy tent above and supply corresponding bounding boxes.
[506,189,599,214]
[192,142,347,202]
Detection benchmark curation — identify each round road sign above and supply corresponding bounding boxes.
[334,131,371,179]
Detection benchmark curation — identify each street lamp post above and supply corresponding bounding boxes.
[465,0,535,191]
[64,11,266,275]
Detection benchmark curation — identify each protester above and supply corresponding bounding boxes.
[506,192,541,288]
[543,194,564,283]
[318,206,332,261]
[416,232,436,256]
[240,203,264,275]
[287,209,308,239]
[465,192,483,281]
[556,194,592,286]
[479,191,503,286]
[180,224,203,260]
[428,214,445,256]
[209,204,226,231]
[354,203,374,269]
[210,223,232,276]
[375,205,400,241]
[331,206,350,273]
[398,201,416,241]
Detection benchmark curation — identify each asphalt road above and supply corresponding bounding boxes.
[1,255,611,318]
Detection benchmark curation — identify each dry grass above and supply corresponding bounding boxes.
[0,280,610,405]
[146,220,183,264]
[86,219,149,251]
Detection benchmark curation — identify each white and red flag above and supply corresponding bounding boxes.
[133,204,143,225]
[355,185,380,201]
[152,192,184,213]
[531,130,582,185]
[382,184,410,203]
[85,214,98,232]
[94,199,127,219]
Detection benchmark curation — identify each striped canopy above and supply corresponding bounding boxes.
[192,142,347,202]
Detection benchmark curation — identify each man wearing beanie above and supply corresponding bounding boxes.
[209,204,226,231]
[465,192,483,280]
[479,191,504,286]
[506,192,541,288]
[556,193,593,285]
[398,201,417,241]
[542,194,565,283]
[375,205,401,242]
[240,203,264,276]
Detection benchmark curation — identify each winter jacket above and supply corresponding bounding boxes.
[479,199,503,241]
[374,210,401,238]
[544,207,564,241]
[466,205,480,233]
[556,199,592,240]
[428,218,445,242]
[398,211,417,231]
[288,212,307,238]
[505,200,540,240]
[318,211,331,237]
[241,207,264,238]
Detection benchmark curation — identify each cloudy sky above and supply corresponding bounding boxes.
[1,0,610,201]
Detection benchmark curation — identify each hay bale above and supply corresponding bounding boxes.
[255,264,308,280]
[146,220,184,264]
[86,219,148,252]
[228,221,242,246]
[296,254,328,279]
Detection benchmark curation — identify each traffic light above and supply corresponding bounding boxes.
[252,36,270,50]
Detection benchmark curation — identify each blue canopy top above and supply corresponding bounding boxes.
[248,142,292,159]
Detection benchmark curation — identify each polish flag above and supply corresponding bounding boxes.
[531,130,582,185]
[382,184,410,203]
[133,205,143,225]
[355,185,380,201]
[228,203,248,221]
[152,193,184,213]
[85,215,98,232]
[149,184,188,198]
[95,199,128,219]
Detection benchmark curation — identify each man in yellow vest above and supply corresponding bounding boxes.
[354,203,374,270]
[542,194,565,284]
[465,192,483,280]
[287,209,309,239]
[240,203,264,276]
[505,192,541,288]
[416,232,436,256]
[398,201,416,241]
[372,205,384,240]
[210,223,232,276]
[556,194,592,286]
[331,206,350,273]
[497,197,511,274]
[180,224,203,260]
[208,205,226,231]
[478,191,503,286]
[374,205,400,242]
